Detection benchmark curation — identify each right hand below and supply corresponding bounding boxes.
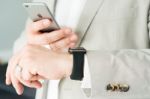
[26,19,78,50]
[6,19,78,95]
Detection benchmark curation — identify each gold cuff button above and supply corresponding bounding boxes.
[119,84,130,92]
[106,83,129,92]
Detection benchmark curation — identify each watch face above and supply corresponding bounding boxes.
[68,47,86,54]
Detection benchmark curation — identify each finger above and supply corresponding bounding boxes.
[50,37,70,50]
[6,53,22,85]
[11,73,24,95]
[6,58,15,85]
[20,79,42,89]
[69,33,78,42]
[5,63,12,85]
[19,57,38,81]
[7,52,23,94]
[15,68,42,89]
[63,28,72,35]
[26,81,42,88]
[29,28,73,45]
[30,29,68,45]
[21,68,33,81]
[69,43,76,48]
[15,66,32,81]
[50,31,78,50]
[30,19,51,33]
[30,75,45,81]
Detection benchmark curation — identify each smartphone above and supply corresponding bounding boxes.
[23,2,60,32]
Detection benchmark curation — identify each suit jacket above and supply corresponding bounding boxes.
[14,0,150,98]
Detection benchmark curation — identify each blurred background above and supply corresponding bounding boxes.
[0,0,27,62]
[0,0,36,99]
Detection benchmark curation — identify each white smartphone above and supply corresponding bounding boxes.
[23,2,60,32]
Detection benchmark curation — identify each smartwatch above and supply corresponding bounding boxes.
[68,47,86,80]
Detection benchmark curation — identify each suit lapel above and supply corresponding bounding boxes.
[35,0,104,98]
[75,0,105,46]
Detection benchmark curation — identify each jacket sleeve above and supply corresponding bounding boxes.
[81,5,150,99]
[85,50,150,98]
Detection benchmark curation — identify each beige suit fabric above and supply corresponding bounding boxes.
[13,0,150,98]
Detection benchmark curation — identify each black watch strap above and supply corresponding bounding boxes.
[69,47,86,80]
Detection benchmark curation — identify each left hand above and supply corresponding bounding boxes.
[6,44,73,94]
[5,49,43,95]
[18,44,73,80]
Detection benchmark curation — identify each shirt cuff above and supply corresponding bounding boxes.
[81,55,91,88]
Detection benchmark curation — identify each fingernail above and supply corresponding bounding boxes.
[17,90,22,95]
[17,89,24,95]
[43,19,50,26]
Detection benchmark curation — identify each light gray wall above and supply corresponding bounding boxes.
[0,0,27,50]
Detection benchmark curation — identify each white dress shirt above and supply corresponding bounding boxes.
[47,0,91,99]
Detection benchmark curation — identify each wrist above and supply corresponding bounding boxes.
[62,53,73,77]
[66,53,73,77]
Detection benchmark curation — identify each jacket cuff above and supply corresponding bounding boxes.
[81,55,92,97]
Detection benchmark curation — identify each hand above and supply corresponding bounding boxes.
[27,19,78,50]
[6,44,73,94]
[5,49,42,95]
[18,44,73,80]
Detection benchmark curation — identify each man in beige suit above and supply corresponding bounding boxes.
[6,0,150,99]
